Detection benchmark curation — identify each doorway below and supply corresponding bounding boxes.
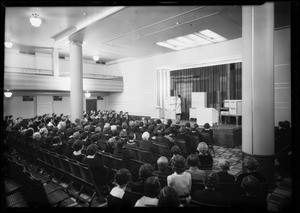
[86,99,97,114]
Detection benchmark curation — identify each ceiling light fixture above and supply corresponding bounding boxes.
[30,13,42,27]
[4,38,13,48]
[4,90,12,98]
[156,29,226,51]
[85,91,91,98]
[93,56,99,61]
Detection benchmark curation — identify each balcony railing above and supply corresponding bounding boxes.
[4,66,123,81]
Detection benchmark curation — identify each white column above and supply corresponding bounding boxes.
[242,3,275,181]
[53,49,60,77]
[69,40,83,123]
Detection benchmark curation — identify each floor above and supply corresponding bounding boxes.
[212,145,293,212]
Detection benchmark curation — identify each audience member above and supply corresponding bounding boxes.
[107,169,133,208]
[49,136,65,155]
[154,156,173,177]
[134,176,161,207]
[70,139,85,162]
[236,156,266,183]
[176,126,193,156]
[196,142,213,169]
[201,123,214,154]
[216,158,235,183]
[230,175,267,211]
[167,155,192,203]
[170,145,181,162]
[186,154,206,183]
[131,164,155,194]
[157,186,183,207]
[104,137,116,154]
[192,172,228,206]
[82,144,108,195]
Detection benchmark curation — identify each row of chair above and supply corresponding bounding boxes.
[5,157,70,207]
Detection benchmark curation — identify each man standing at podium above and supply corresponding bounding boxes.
[175,95,182,121]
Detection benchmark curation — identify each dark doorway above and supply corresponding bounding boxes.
[86,99,97,114]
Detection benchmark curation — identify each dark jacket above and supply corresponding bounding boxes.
[82,155,107,186]
[192,188,228,205]
[216,171,235,183]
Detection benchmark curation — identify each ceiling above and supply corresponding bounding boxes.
[4,3,290,64]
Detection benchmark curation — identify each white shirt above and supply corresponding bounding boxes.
[135,196,158,207]
[167,171,192,196]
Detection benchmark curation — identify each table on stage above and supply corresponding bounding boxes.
[220,114,242,126]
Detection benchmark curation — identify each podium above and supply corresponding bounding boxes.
[196,108,219,126]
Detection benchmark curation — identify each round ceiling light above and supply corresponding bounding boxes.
[85,91,91,98]
[4,39,13,48]
[93,56,99,61]
[4,90,12,98]
[30,13,42,27]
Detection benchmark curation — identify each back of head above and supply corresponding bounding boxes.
[187,154,200,167]
[204,123,210,129]
[157,156,169,171]
[205,172,218,189]
[218,158,230,171]
[241,175,259,193]
[163,128,171,136]
[197,142,208,153]
[178,126,186,134]
[116,138,124,149]
[171,155,186,174]
[139,164,154,181]
[185,122,191,128]
[171,145,181,156]
[115,169,132,187]
[142,131,150,140]
[144,176,161,198]
[52,136,61,145]
[86,143,98,156]
[158,186,180,207]
[32,132,41,140]
[243,156,259,171]
[72,139,83,152]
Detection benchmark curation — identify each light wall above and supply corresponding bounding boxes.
[3,94,108,119]
[105,28,290,125]
[106,38,242,117]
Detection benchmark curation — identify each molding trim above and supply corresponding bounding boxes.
[167,55,242,71]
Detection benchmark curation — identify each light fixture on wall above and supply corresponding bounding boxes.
[30,13,42,27]
[93,55,99,61]
[4,90,12,98]
[4,38,13,48]
[85,91,91,98]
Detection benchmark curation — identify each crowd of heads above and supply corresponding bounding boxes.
[3,110,271,208]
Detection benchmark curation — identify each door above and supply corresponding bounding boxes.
[86,99,97,114]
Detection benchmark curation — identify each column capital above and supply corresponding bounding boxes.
[69,40,83,47]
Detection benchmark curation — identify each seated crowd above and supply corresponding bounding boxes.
[3,110,268,209]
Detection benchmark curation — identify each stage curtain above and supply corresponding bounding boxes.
[170,62,242,119]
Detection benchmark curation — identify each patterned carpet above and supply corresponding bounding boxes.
[211,145,293,212]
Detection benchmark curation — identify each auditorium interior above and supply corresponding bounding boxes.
[2,2,298,211]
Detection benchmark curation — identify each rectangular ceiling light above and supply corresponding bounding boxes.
[199,29,227,42]
[156,29,226,51]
